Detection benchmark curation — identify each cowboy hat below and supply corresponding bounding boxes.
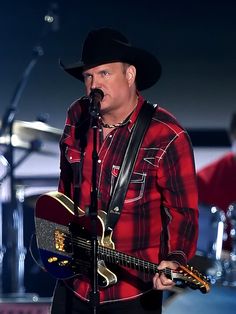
[60,27,161,91]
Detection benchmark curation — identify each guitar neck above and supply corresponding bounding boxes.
[98,244,165,276]
[35,192,210,293]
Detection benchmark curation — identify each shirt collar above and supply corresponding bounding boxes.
[128,93,145,132]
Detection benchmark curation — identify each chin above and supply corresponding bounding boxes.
[100,98,110,113]
[100,106,109,115]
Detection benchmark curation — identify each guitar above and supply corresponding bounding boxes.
[34,191,210,294]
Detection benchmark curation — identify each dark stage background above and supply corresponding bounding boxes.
[0,0,235,130]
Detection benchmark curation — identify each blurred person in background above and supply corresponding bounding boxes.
[197,112,236,253]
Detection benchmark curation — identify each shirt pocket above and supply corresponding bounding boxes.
[65,146,82,164]
[111,165,147,204]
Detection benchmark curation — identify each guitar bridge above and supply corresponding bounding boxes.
[54,229,73,254]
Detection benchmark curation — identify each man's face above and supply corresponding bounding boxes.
[82,62,135,114]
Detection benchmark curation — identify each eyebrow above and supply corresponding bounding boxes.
[83,68,111,76]
[82,71,92,76]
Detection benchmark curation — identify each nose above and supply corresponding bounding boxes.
[90,75,101,90]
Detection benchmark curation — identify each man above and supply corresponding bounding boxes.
[51,27,198,313]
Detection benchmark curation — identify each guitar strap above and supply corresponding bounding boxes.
[105,101,158,232]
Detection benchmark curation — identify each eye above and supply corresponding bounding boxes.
[83,73,92,81]
[101,70,110,77]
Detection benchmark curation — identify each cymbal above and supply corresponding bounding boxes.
[0,134,30,149]
[0,120,62,150]
[12,120,62,142]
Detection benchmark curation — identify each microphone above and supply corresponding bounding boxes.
[89,88,104,117]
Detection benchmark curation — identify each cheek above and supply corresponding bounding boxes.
[103,77,128,99]
[114,82,129,98]
[84,84,91,95]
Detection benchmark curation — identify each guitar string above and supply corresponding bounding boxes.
[55,233,207,289]
[64,234,161,273]
[68,236,186,275]
[69,236,191,276]
[61,234,200,279]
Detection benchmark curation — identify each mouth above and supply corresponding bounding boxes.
[101,94,107,102]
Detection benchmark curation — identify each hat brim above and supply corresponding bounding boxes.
[60,46,161,91]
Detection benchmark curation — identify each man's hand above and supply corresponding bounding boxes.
[153,260,179,290]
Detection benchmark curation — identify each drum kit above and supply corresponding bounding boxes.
[195,202,236,287]
[1,120,236,302]
[0,1,64,299]
[0,119,62,297]
[164,203,236,314]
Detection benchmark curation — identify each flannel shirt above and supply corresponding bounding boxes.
[58,94,198,303]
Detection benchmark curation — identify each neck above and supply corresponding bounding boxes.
[101,93,138,126]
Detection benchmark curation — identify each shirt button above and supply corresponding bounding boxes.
[98,159,102,163]
[109,134,112,138]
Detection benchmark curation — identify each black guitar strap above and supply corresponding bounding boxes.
[105,101,158,232]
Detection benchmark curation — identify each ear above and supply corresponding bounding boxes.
[126,65,136,87]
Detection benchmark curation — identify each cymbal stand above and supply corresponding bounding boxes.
[0,155,9,295]
[0,3,60,297]
[0,200,3,295]
[0,42,45,297]
[4,127,26,295]
[0,181,6,294]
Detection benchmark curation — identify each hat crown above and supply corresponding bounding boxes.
[61,27,161,90]
[85,28,130,45]
[81,28,131,65]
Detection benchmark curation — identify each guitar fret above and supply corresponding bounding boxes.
[99,245,158,274]
[74,237,154,274]
[35,194,210,294]
[72,233,160,274]
[73,236,161,275]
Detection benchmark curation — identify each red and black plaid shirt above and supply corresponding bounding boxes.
[58,94,198,303]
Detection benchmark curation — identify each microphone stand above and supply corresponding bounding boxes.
[88,96,101,314]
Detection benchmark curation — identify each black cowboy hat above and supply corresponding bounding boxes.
[60,27,161,91]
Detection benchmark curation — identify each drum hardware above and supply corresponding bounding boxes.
[203,207,226,284]
[0,108,61,298]
[222,203,236,287]
[202,204,236,287]
[226,203,236,251]
[0,128,60,297]
[0,155,9,294]
[209,206,226,261]
[0,135,60,298]
[0,134,60,184]
[15,181,58,208]
[163,285,236,314]
[0,2,60,298]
